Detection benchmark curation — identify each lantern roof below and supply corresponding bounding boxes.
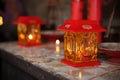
[57,20,106,32]
[14,16,45,25]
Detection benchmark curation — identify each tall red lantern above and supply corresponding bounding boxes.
[14,16,44,47]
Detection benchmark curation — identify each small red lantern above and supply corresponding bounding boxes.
[58,20,106,67]
[14,16,44,47]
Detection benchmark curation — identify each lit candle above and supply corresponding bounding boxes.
[56,39,60,46]
[78,72,82,80]
[28,34,33,40]
[55,39,60,56]
[71,0,83,20]
[27,34,36,44]
[0,16,3,26]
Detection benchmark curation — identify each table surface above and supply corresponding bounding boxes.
[0,42,120,80]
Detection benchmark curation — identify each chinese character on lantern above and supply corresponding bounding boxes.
[14,16,44,47]
[58,20,105,67]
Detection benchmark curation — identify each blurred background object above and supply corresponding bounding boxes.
[0,0,120,42]
[45,0,63,30]
[0,0,26,42]
[0,16,3,26]
[102,0,120,42]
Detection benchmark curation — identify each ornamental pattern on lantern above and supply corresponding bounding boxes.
[64,32,98,63]
[17,24,41,46]
[14,16,44,47]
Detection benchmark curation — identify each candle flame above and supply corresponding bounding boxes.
[55,39,60,56]
[0,16,3,26]
[56,39,60,45]
[20,34,25,39]
[28,34,33,40]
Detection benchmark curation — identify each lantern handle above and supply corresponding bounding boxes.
[104,1,116,38]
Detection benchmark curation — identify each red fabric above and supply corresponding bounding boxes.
[61,59,100,67]
[14,16,45,25]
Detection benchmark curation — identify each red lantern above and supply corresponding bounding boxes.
[14,16,44,47]
[58,20,106,67]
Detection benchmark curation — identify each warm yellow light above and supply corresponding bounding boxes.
[78,72,82,80]
[64,32,98,63]
[0,16,3,26]
[55,39,60,56]
[56,46,60,53]
[56,39,60,45]
[20,34,25,39]
[28,34,33,40]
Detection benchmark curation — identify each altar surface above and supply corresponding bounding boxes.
[0,42,120,80]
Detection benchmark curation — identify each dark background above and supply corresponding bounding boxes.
[0,0,120,42]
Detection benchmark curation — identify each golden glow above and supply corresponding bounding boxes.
[55,39,60,56]
[28,34,33,40]
[56,46,60,53]
[56,39,60,45]
[64,32,98,63]
[18,24,27,33]
[34,29,38,33]
[0,16,3,26]
[19,34,25,39]
[17,24,41,46]
[78,72,82,80]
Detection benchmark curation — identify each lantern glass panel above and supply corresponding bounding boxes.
[64,32,98,63]
[18,24,41,46]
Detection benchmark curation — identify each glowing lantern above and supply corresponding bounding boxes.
[0,16,3,26]
[14,16,44,46]
[58,20,106,67]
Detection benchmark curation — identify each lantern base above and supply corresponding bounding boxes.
[61,59,100,67]
[17,43,41,47]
